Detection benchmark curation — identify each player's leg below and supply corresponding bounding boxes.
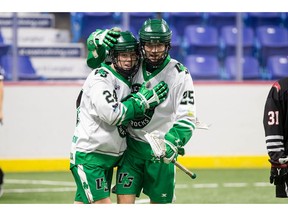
[143,161,176,204]
[115,152,144,204]
[70,164,112,204]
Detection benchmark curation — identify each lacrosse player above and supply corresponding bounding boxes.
[85,19,197,204]
[263,78,288,198]
[115,19,197,204]
[70,31,169,204]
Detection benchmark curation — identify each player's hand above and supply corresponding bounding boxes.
[87,28,121,51]
[135,81,169,110]
[163,133,180,164]
[269,159,288,185]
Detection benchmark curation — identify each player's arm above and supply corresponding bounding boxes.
[86,28,121,69]
[91,71,168,127]
[163,64,197,163]
[263,84,286,163]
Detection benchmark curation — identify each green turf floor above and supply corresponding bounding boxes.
[0,169,287,204]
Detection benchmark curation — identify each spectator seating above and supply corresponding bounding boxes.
[164,12,204,36]
[256,26,288,66]
[266,56,288,79]
[169,26,182,61]
[183,25,219,56]
[128,12,157,34]
[220,25,255,57]
[184,54,221,80]
[206,12,238,30]
[70,12,120,42]
[224,56,261,80]
[245,12,284,30]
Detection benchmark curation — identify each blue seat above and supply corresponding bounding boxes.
[224,56,261,80]
[184,55,221,80]
[256,26,288,66]
[183,25,219,56]
[128,12,157,34]
[245,12,284,29]
[206,12,238,30]
[266,56,288,79]
[0,55,44,80]
[71,12,119,42]
[164,12,204,36]
[221,25,255,57]
[169,26,182,61]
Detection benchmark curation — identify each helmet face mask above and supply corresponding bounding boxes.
[139,19,172,68]
[110,31,140,79]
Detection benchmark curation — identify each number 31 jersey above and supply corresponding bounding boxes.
[263,78,288,162]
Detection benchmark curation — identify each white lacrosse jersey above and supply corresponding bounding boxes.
[128,56,197,144]
[70,63,132,165]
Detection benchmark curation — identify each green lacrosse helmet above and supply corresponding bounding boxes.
[110,31,140,79]
[139,19,172,67]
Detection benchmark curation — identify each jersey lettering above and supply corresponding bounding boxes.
[103,90,116,104]
[268,111,279,125]
[180,90,194,105]
[117,172,134,188]
[95,177,109,191]
[117,125,127,138]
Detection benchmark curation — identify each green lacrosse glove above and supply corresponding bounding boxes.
[87,28,121,51]
[163,132,183,164]
[133,81,169,110]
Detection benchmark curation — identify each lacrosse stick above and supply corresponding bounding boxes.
[144,131,197,179]
[195,118,211,130]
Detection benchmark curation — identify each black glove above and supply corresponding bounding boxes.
[269,163,288,185]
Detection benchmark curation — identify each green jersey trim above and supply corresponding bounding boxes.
[101,63,132,87]
[142,55,171,81]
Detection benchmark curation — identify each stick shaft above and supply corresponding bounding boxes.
[173,160,197,179]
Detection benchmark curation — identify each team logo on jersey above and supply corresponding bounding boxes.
[130,83,155,129]
[118,125,127,138]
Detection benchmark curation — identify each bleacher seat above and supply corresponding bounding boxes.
[221,26,255,57]
[184,54,221,80]
[224,56,261,80]
[245,12,284,30]
[0,55,44,80]
[71,12,119,42]
[206,12,238,30]
[164,12,204,36]
[128,12,157,35]
[169,26,182,61]
[256,26,288,66]
[266,56,288,79]
[183,25,219,56]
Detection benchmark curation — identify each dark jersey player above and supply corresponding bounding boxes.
[263,77,288,198]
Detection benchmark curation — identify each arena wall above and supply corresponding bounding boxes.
[0,81,273,171]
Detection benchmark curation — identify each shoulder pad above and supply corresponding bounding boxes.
[175,63,189,74]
